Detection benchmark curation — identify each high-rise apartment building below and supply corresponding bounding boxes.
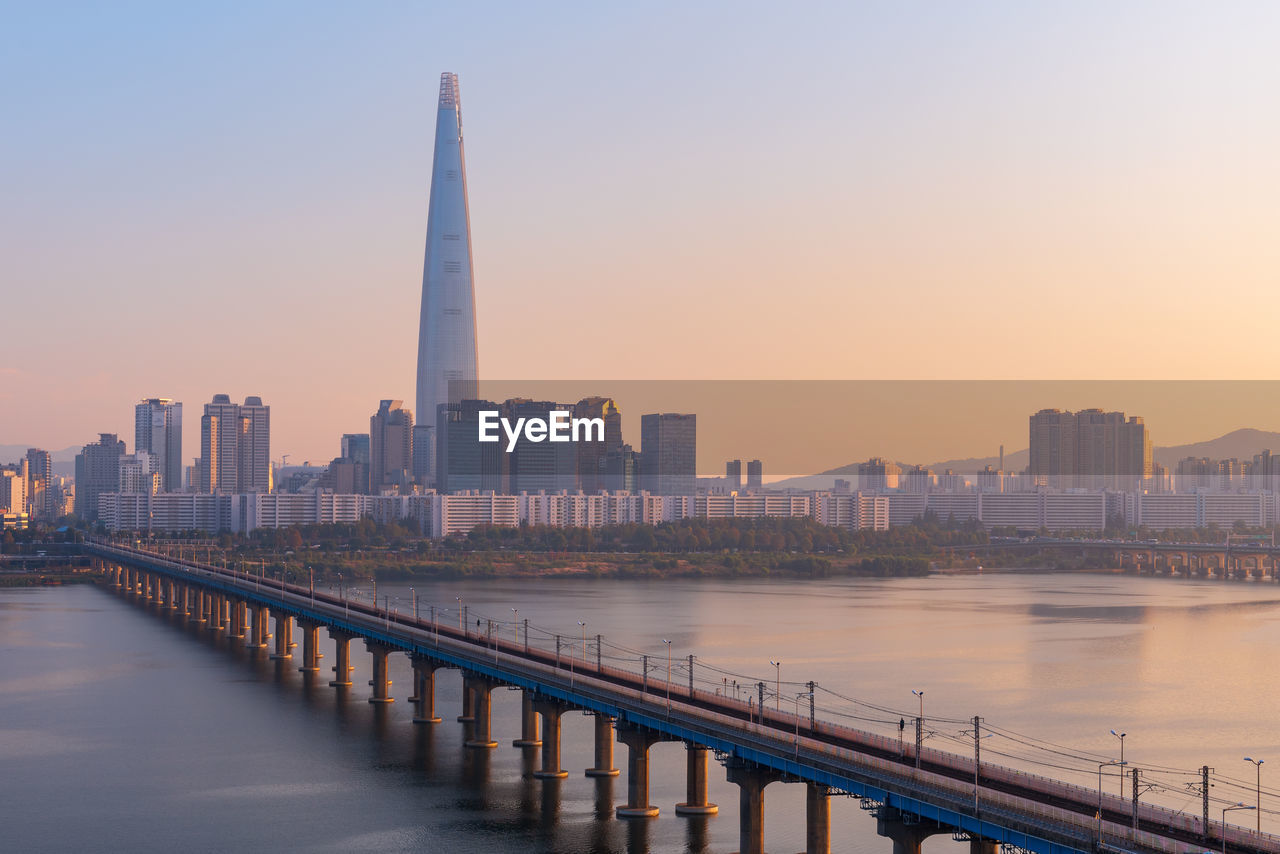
[746,459,763,490]
[135,398,183,492]
[1029,409,1151,490]
[341,433,371,466]
[25,448,52,519]
[415,72,480,486]
[436,399,506,494]
[199,395,271,494]
[0,468,26,515]
[370,400,414,493]
[329,433,372,495]
[574,397,623,493]
[726,459,743,491]
[504,399,578,494]
[639,413,696,495]
[858,457,901,491]
[118,452,161,495]
[75,433,126,522]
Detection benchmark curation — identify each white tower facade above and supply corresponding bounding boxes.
[415,72,479,485]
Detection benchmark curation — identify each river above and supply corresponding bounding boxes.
[2,570,1277,852]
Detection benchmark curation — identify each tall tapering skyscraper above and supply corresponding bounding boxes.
[415,72,479,487]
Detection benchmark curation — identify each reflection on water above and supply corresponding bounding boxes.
[2,572,1279,852]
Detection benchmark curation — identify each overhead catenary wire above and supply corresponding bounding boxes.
[381,600,1268,819]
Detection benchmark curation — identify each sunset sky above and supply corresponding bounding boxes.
[4,2,1280,464]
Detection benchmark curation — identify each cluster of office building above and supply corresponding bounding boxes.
[14,396,1280,540]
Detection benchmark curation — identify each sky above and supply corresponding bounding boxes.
[4,2,1280,465]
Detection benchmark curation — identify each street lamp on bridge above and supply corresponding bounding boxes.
[912,689,925,769]
[1111,729,1127,796]
[1223,803,1256,854]
[771,660,781,711]
[1244,757,1264,832]
[663,639,673,713]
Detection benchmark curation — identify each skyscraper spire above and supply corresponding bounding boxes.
[415,72,479,485]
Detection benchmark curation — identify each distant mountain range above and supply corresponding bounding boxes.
[770,428,1280,491]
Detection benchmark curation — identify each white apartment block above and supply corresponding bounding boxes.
[94,485,1277,540]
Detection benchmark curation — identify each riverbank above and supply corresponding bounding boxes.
[364,552,931,581]
[0,569,98,587]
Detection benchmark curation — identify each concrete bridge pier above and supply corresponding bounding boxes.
[585,713,619,777]
[615,725,662,818]
[877,807,947,854]
[296,620,322,672]
[411,657,442,724]
[674,744,717,814]
[532,699,570,779]
[193,590,207,624]
[457,680,475,722]
[463,676,499,748]
[179,584,191,616]
[270,613,292,659]
[110,564,121,588]
[513,689,541,746]
[143,573,155,601]
[229,600,247,639]
[249,605,269,648]
[806,782,831,854]
[726,761,783,854]
[366,641,394,703]
[210,593,226,632]
[328,630,354,686]
[167,579,179,609]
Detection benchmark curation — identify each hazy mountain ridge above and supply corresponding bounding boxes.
[772,429,1280,491]
[917,429,1280,474]
[0,445,80,464]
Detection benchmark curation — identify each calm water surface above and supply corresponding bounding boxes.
[3,571,1279,852]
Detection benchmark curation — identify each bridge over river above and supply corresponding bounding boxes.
[950,538,1280,579]
[84,541,1280,854]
